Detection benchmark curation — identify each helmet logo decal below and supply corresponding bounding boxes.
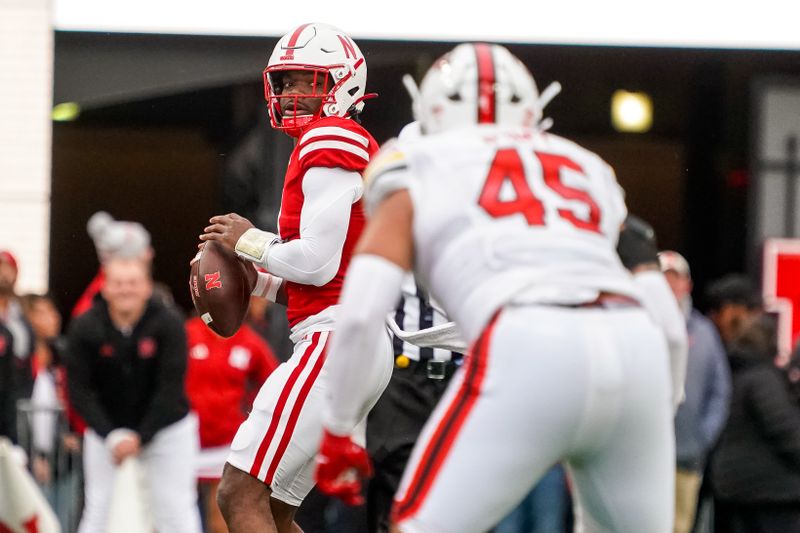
[280,23,312,61]
[337,35,359,60]
[474,43,496,124]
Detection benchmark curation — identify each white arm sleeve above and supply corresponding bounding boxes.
[634,270,689,413]
[264,166,362,286]
[322,255,405,436]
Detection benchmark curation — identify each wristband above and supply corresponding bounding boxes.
[235,228,279,264]
[252,271,284,302]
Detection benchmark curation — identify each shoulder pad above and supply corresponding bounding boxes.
[363,139,412,214]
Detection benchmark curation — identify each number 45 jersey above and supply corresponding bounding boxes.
[365,124,642,343]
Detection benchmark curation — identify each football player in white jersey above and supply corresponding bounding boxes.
[314,43,676,533]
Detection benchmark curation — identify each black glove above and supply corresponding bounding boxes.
[616,214,658,271]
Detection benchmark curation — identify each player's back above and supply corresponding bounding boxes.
[368,124,639,342]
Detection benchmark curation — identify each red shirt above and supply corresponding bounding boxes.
[278,116,379,327]
[185,317,279,448]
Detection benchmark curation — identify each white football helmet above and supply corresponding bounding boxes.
[264,23,369,135]
[412,43,541,135]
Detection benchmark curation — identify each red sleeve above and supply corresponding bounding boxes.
[297,117,376,173]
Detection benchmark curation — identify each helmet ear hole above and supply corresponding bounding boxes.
[347,86,360,97]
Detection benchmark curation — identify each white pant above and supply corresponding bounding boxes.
[78,414,202,533]
[227,327,393,506]
[394,305,675,533]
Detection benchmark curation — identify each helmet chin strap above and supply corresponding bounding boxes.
[325,93,378,119]
[352,92,378,108]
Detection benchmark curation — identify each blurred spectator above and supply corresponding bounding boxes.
[245,292,272,342]
[659,251,731,533]
[0,322,15,442]
[72,211,155,318]
[710,313,800,532]
[493,464,570,533]
[66,257,201,533]
[783,343,800,405]
[185,310,279,533]
[20,293,83,531]
[0,250,35,401]
[21,293,65,478]
[705,274,762,347]
[246,292,293,363]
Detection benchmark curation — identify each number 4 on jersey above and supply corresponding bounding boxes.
[478,148,601,233]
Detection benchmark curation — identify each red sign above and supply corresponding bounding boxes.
[762,238,800,362]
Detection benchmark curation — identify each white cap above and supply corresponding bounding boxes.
[658,250,691,278]
[87,211,152,262]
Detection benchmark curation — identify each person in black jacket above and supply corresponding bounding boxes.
[66,257,201,533]
[711,312,800,532]
[0,322,15,442]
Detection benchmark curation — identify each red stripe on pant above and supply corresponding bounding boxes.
[265,333,329,484]
[392,313,500,523]
[249,331,325,480]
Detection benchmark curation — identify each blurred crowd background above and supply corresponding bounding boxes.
[4,210,800,533]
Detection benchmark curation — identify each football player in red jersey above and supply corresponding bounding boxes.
[199,22,393,533]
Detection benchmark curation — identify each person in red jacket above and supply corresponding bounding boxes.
[185,310,279,533]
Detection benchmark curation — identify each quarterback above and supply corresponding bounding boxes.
[200,22,393,533]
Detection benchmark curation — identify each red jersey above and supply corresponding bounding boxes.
[278,116,379,327]
[184,317,280,448]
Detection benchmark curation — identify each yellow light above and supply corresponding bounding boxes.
[611,90,652,133]
[52,102,81,122]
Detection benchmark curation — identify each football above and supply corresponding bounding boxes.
[189,241,251,337]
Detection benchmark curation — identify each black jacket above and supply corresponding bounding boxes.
[65,297,189,445]
[711,343,800,503]
[0,323,15,442]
